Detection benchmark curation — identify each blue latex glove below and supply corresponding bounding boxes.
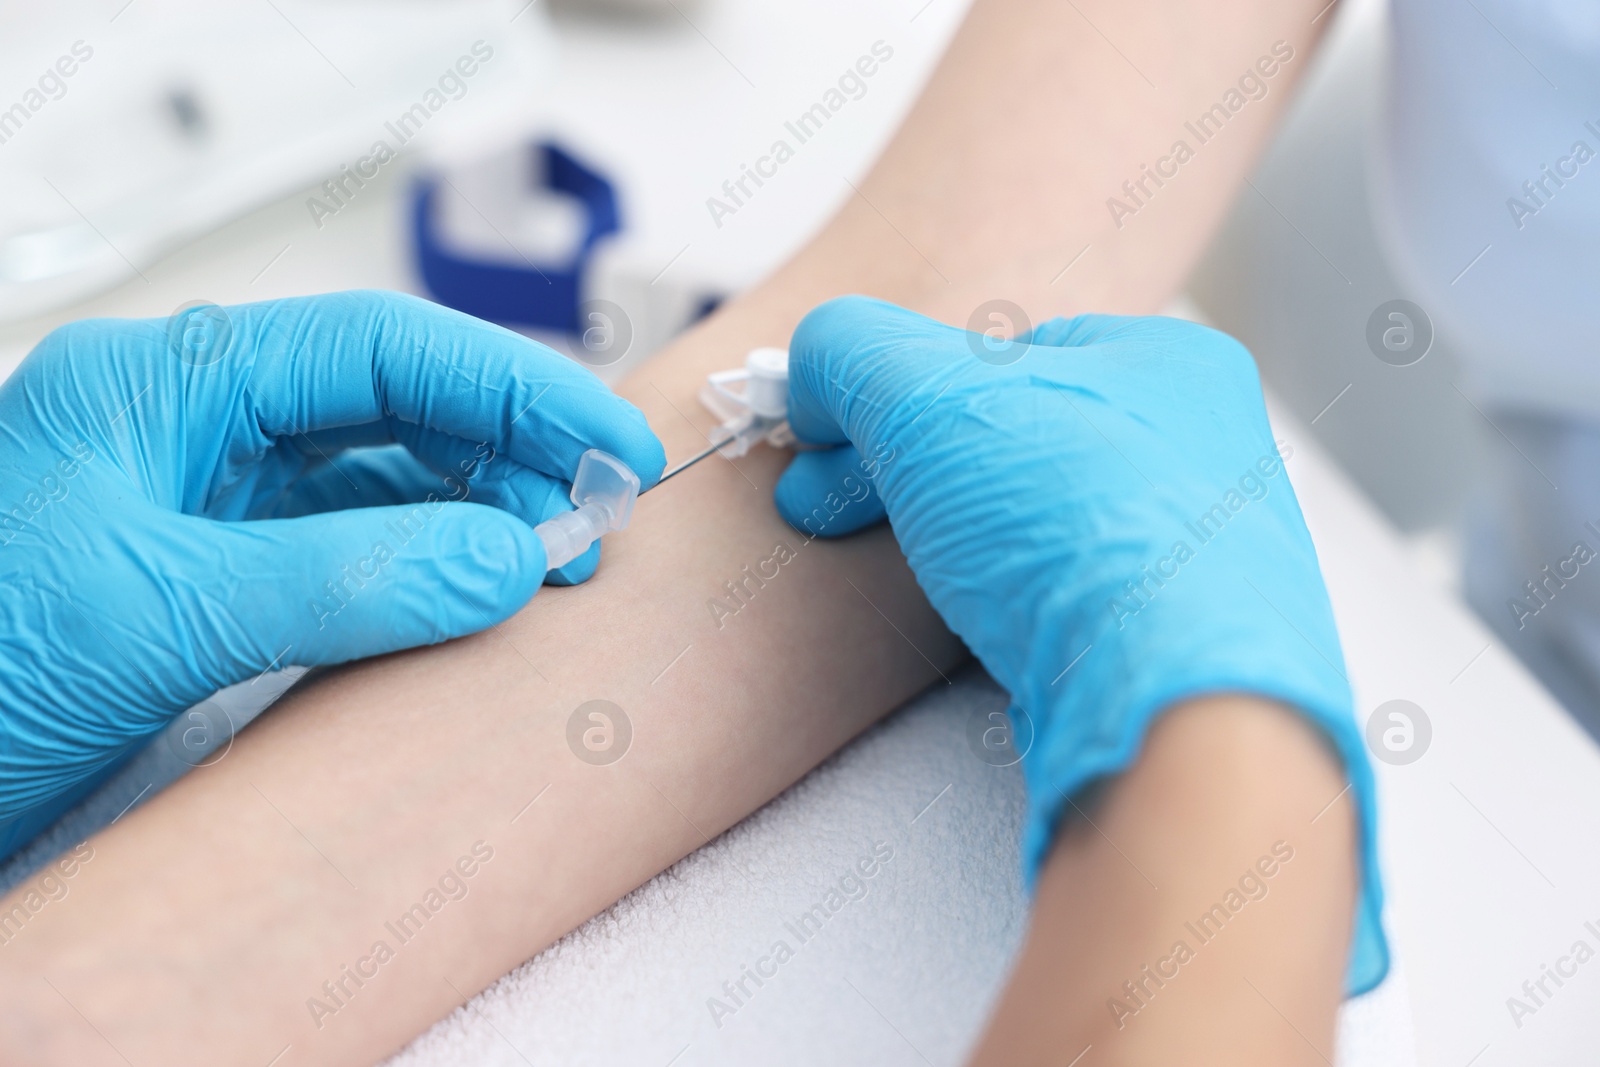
[774,296,1386,994]
[0,291,663,854]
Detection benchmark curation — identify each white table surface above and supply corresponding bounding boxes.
[1282,397,1600,1067]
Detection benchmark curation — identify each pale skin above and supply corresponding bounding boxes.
[967,696,1356,1067]
[1,0,1354,1063]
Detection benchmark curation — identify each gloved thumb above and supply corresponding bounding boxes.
[785,295,965,450]
[773,444,888,539]
[170,501,545,680]
[777,296,962,539]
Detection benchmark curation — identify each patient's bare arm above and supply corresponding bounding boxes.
[0,0,1339,1063]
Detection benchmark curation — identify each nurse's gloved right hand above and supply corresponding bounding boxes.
[774,296,1386,993]
[0,291,663,853]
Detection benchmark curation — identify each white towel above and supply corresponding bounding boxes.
[384,668,1418,1067]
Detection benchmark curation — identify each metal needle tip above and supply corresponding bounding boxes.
[648,439,724,492]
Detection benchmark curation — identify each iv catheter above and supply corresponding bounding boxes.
[648,346,792,492]
[531,348,791,568]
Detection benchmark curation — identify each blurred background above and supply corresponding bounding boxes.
[0,0,969,381]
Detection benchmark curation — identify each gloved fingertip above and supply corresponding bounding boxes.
[1024,313,1139,349]
[543,539,600,586]
[617,416,667,489]
[773,463,812,534]
[773,450,838,531]
[774,449,887,539]
[433,505,546,625]
[790,294,898,350]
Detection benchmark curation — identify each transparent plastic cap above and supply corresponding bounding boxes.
[571,448,639,527]
[533,449,641,570]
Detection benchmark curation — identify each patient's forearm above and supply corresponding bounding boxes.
[966,697,1357,1066]
[769,0,1332,323]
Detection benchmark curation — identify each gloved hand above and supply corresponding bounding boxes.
[774,296,1386,993]
[0,290,663,852]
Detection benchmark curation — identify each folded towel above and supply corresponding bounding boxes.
[385,667,1418,1067]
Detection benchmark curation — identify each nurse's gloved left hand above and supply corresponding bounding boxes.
[0,291,664,848]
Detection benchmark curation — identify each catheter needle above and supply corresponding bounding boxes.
[647,439,724,492]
